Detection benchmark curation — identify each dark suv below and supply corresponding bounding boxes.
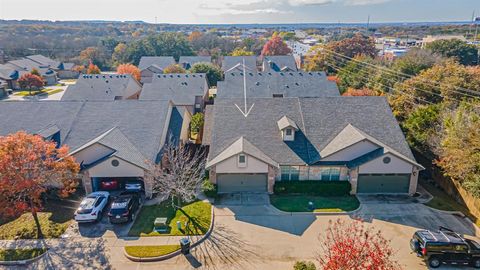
[410,227,480,268]
[108,193,140,224]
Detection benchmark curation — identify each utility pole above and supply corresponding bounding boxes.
[366,15,370,34]
[468,11,475,40]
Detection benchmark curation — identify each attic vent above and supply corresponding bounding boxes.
[230,73,235,76]
[308,72,312,75]
[95,75,99,78]
[285,85,289,88]
[255,82,260,86]
[102,75,106,78]
[289,73,293,76]
[170,75,173,78]
[106,80,109,83]
[240,73,243,76]
[280,73,284,76]
[295,82,299,86]
[299,73,303,76]
[177,75,181,78]
[186,75,189,78]
[192,74,196,77]
[258,73,262,76]
[199,74,203,77]
[248,72,253,76]
[268,73,272,75]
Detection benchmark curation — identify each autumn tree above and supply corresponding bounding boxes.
[163,64,187,74]
[342,87,381,96]
[336,55,376,93]
[261,33,292,56]
[318,219,400,270]
[190,62,223,86]
[437,101,480,196]
[304,34,377,72]
[112,43,129,64]
[426,39,479,66]
[231,47,254,56]
[18,73,44,95]
[403,104,442,154]
[145,140,206,209]
[78,46,109,69]
[190,112,204,133]
[87,62,101,74]
[0,131,79,238]
[30,68,41,77]
[117,63,141,81]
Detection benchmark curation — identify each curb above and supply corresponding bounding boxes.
[124,204,215,262]
[0,249,47,266]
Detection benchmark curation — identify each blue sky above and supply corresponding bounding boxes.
[0,0,479,24]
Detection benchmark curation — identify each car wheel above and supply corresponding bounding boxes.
[428,257,441,268]
[473,258,480,268]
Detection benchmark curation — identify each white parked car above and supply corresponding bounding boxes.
[74,191,110,223]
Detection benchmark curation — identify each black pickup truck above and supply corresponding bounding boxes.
[410,227,480,268]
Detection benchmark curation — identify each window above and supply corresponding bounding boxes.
[320,167,342,181]
[280,166,300,181]
[111,159,120,167]
[383,157,391,164]
[286,128,292,136]
[238,154,246,167]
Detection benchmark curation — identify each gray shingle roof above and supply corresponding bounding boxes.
[0,100,172,167]
[61,74,141,101]
[6,59,54,76]
[139,73,208,105]
[262,56,298,72]
[222,56,257,72]
[26,55,61,69]
[202,105,214,146]
[217,72,339,98]
[139,56,176,70]
[208,97,416,166]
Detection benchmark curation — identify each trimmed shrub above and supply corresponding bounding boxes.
[202,178,217,198]
[294,261,316,270]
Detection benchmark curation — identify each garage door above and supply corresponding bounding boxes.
[357,174,410,194]
[217,174,267,193]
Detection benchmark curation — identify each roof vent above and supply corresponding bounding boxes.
[280,73,284,76]
[255,82,260,86]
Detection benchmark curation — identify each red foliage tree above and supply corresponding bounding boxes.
[18,73,44,95]
[117,63,141,81]
[318,219,400,270]
[342,87,382,96]
[261,33,292,56]
[87,61,101,74]
[0,132,80,238]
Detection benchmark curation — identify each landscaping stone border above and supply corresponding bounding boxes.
[0,248,47,266]
[270,198,363,216]
[124,203,215,262]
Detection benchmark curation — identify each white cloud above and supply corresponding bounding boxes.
[344,0,392,6]
[288,0,334,6]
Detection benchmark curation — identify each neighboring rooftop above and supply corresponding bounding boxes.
[0,100,173,167]
[208,97,416,166]
[262,55,298,72]
[222,56,257,72]
[139,73,208,105]
[25,55,61,69]
[138,56,176,70]
[61,74,142,101]
[216,72,339,98]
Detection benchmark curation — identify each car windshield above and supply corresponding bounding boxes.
[467,239,480,250]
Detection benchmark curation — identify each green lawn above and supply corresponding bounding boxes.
[14,88,63,97]
[270,181,360,212]
[128,201,211,237]
[0,192,80,239]
[124,245,180,258]
[270,195,360,212]
[0,248,46,261]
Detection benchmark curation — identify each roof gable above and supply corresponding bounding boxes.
[207,136,278,168]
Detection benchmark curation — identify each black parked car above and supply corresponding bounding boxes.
[108,193,140,224]
[410,227,480,268]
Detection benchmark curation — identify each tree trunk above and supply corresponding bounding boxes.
[29,199,43,239]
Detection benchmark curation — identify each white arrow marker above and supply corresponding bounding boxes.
[234,58,255,118]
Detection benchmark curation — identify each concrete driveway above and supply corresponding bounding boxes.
[107,195,479,270]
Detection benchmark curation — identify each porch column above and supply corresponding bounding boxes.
[349,168,359,195]
[267,165,278,194]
